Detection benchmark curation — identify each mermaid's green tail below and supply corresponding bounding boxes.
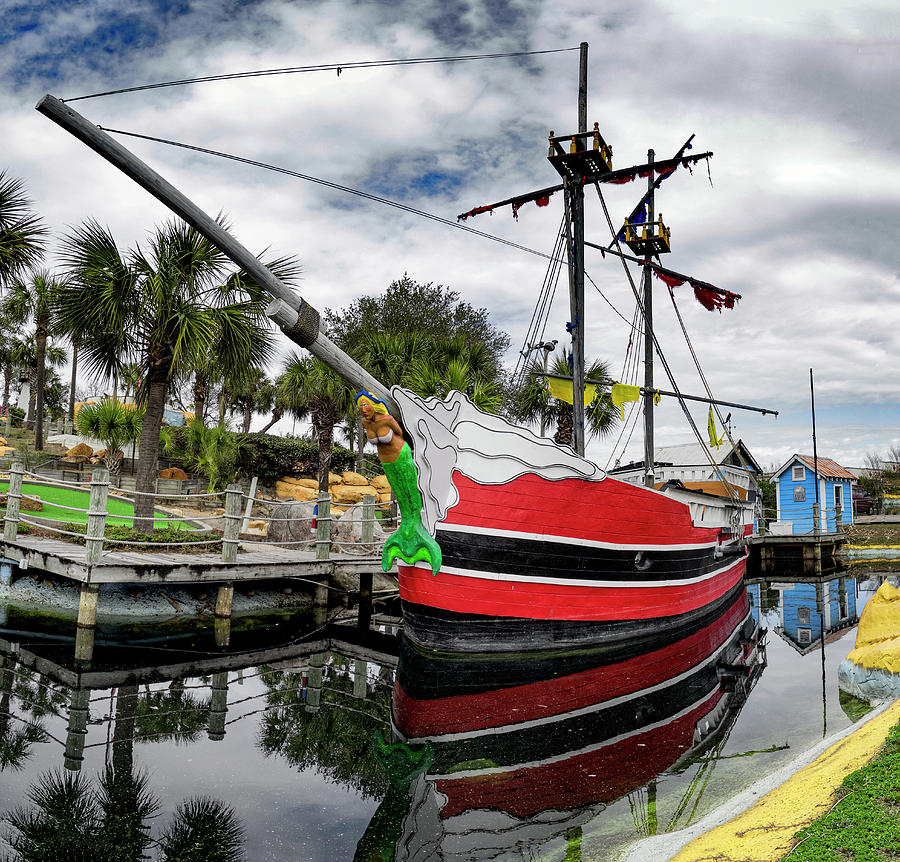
[381,443,442,576]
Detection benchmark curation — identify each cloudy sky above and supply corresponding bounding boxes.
[3,0,899,470]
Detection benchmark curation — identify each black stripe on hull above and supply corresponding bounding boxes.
[435,527,745,583]
[401,578,748,654]
[415,617,755,774]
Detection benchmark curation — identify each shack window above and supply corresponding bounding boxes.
[798,628,812,644]
[798,606,811,624]
[793,486,806,502]
[792,465,806,481]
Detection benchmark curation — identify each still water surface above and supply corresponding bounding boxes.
[0,571,894,861]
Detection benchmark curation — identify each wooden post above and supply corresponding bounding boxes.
[3,455,24,542]
[835,503,842,533]
[207,670,229,741]
[758,511,767,537]
[358,570,373,631]
[240,476,258,534]
[63,688,91,771]
[305,652,326,714]
[361,494,375,550]
[85,465,109,565]
[214,615,231,647]
[353,659,367,699]
[222,483,242,563]
[215,582,234,619]
[75,583,99,665]
[316,493,331,560]
[812,503,821,536]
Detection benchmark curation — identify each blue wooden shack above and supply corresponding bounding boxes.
[772,454,856,534]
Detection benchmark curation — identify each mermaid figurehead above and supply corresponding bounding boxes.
[356,389,442,576]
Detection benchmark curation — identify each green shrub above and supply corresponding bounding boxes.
[236,433,356,487]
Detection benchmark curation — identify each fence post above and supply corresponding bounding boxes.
[361,494,375,549]
[240,476,258,534]
[835,503,843,533]
[222,484,242,563]
[85,465,109,565]
[4,454,24,542]
[316,493,331,560]
[812,503,821,535]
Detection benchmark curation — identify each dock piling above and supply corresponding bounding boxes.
[215,582,234,619]
[208,670,229,740]
[3,455,24,543]
[63,688,91,771]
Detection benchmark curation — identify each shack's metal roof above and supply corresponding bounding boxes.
[772,454,857,481]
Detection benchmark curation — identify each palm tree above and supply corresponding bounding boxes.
[278,353,354,492]
[0,171,46,285]
[406,355,503,412]
[58,218,294,531]
[223,366,272,433]
[2,270,68,449]
[9,336,66,431]
[513,351,618,446]
[75,398,144,475]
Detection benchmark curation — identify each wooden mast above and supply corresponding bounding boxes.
[642,149,655,487]
[35,94,399,416]
[569,41,589,457]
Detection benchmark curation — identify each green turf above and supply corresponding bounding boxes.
[784,717,900,861]
[0,481,194,529]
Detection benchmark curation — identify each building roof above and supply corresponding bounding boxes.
[772,454,857,481]
[654,439,761,472]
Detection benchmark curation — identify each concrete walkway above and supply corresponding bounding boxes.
[620,699,900,862]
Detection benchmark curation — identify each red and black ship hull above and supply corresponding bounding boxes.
[400,471,751,652]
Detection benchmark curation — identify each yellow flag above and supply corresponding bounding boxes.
[708,405,725,449]
[610,383,641,419]
[547,377,598,407]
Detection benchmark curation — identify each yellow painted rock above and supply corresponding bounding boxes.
[295,478,319,489]
[66,442,93,457]
[377,491,393,504]
[274,482,317,502]
[331,484,367,505]
[328,471,343,485]
[341,471,369,486]
[846,581,900,673]
[370,474,391,491]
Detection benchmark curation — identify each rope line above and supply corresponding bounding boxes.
[98,127,560,263]
[63,47,579,101]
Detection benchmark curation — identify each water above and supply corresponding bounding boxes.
[0,571,895,861]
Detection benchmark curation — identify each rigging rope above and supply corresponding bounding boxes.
[63,47,579,102]
[591,182,740,505]
[98,127,561,262]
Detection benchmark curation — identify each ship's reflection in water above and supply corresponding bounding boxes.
[358,590,767,861]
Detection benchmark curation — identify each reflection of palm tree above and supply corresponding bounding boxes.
[258,659,392,799]
[0,656,47,773]
[3,769,244,862]
[134,684,210,745]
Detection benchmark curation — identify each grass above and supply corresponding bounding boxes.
[845,522,900,547]
[0,480,194,529]
[784,718,900,861]
[19,522,224,554]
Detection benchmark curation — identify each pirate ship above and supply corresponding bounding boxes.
[36,42,774,654]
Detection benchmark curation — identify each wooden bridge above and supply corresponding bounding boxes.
[0,458,390,662]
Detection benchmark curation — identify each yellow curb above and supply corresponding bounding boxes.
[669,699,900,862]
[846,544,900,550]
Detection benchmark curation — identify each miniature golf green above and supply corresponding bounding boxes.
[0,481,198,530]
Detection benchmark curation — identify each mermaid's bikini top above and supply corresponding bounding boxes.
[375,428,393,444]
